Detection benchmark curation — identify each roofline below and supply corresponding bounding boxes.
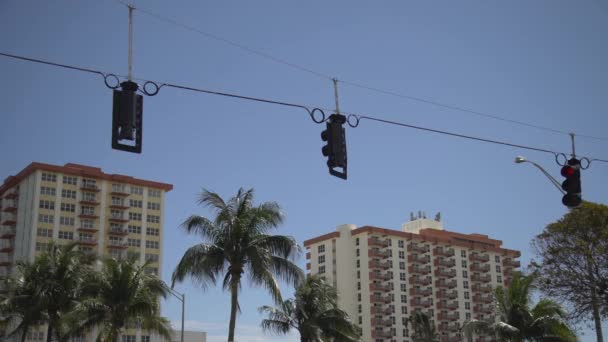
[0,162,173,195]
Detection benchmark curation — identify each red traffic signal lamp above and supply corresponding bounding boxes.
[321,114,347,179]
[561,158,581,208]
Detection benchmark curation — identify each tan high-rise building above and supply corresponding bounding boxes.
[304,217,520,342]
[0,162,172,341]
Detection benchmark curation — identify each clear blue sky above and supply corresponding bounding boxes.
[1,0,607,341]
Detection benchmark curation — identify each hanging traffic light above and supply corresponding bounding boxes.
[561,158,581,208]
[321,113,347,179]
[112,80,143,153]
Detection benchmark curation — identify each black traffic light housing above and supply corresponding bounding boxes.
[112,80,143,153]
[561,158,582,208]
[321,113,347,179]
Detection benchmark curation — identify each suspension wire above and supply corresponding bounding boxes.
[113,0,608,142]
[3,50,608,164]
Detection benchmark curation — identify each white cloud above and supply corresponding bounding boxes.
[171,320,299,342]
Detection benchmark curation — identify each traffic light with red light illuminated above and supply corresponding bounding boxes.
[561,158,582,208]
[321,114,347,179]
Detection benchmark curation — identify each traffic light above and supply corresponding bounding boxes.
[112,80,143,153]
[561,158,582,208]
[321,113,347,179]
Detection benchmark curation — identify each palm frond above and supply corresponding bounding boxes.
[171,244,224,288]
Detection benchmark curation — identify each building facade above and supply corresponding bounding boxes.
[304,218,520,342]
[0,162,173,341]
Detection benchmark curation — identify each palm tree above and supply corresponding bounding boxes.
[172,188,303,342]
[462,272,576,342]
[0,260,47,342]
[407,311,439,342]
[259,274,361,342]
[64,258,172,342]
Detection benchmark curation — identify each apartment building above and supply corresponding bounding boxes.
[304,217,520,342]
[0,162,172,342]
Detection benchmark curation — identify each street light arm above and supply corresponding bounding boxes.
[520,159,565,195]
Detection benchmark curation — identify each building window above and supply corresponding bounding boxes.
[358,304,362,313]
[112,184,127,193]
[318,255,325,264]
[463,281,469,289]
[357,282,361,290]
[318,244,325,253]
[62,175,77,185]
[400,283,407,292]
[145,267,158,275]
[41,173,57,182]
[58,231,74,240]
[128,225,141,234]
[128,239,141,247]
[356,249,360,257]
[495,255,500,263]
[398,250,405,259]
[401,295,407,303]
[399,261,405,270]
[81,206,95,216]
[60,216,74,226]
[147,202,161,210]
[61,189,77,199]
[465,302,470,310]
[35,242,49,252]
[122,336,136,342]
[355,238,359,246]
[145,227,159,236]
[401,306,407,314]
[40,186,56,196]
[141,336,150,342]
[60,203,75,212]
[466,312,471,320]
[497,275,503,283]
[399,273,406,281]
[357,270,360,279]
[148,189,161,198]
[496,265,501,272]
[319,265,326,274]
[461,250,466,257]
[145,253,159,262]
[81,219,94,229]
[146,240,160,249]
[129,212,142,221]
[130,186,143,195]
[37,228,53,237]
[462,270,468,278]
[358,316,362,325]
[464,291,469,299]
[462,260,467,268]
[39,200,55,210]
[146,215,160,224]
[129,199,143,208]
[38,214,54,224]
[356,260,360,268]
[83,192,96,202]
[398,240,404,248]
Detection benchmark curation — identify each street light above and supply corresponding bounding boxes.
[514,156,565,195]
[166,287,185,342]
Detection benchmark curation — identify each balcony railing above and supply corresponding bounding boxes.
[369,272,391,281]
[469,253,490,262]
[436,290,458,300]
[368,237,390,248]
[470,263,491,272]
[370,295,392,304]
[474,305,495,314]
[439,323,461,333]
[503,258,521,268]
[371,318,392,327]
[108,227,129,236]
[109,214,129,223]
[368,249,390,258]
[371,330,392,339]
[436,301,459,310]
[433,246,455,257]
[434,258,456,267]
[370,283,391,292]
[80,183,100,192]
[409,287,432,297]
[408,265,431,275]
[408,254,430,264]
[368,260,391,270]
[434,268,456,278]
[410,298,432,308]
[0,227,16,239]
[435,279,457,289]
[437,312,460,322]
[471,274,492,283]
[473,294,494,304]
[111,186,130,196]
[370,306,392,315]
[0,256,13,266]
[410,276,432,286]
[472,283,493,293]
[77,226,98,233]
[77,238,98,246]
[409,243,429,254]
[107,240,127,249]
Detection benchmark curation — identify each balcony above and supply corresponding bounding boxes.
[503,258,521,268]
[504,268,514,276]
[2,203,17,213]
[77,226,98,233]
[434,258,456,267]
[473,293,494,304]
[371,318,392,327]
[472,283,492,293]
[410,276,432,286]
[368,249,390,259]
[436,290,458,300]
[408,254,430,264]
[469,253,490,262]
[108,227,129,236]
[504,277,513,286]
[1,219,16,226]
[0,256,13,267]
[0,242,14,253]
[471,274,492,283]
[109,202,129,210]
[369,260,391,270]
[439,323,461,333]
[368,237,390,248]
[79,213,98,219]
[473,304,495,315]
[4,190,19,199]
[409,265,431,275]
[370,306,392,315]
[409,243,429,254]
[77,238,98,246]
[370,295,392,304]
[437,312,460,322]
[410,298,432,308]
[436,300,459,310]
[110,186,130,197]
[470,264,491,272]
[0,227,15,239]
[434,268,456,278]
[440,335,462,342]
[371,330,392,339]
[80,183,100,192]
[79,199,99,206]
[107,241,127,249]
[435,279,457,289]
[109,214,129,223]
[433,246,455,257]
[370,283,391,292]
[369,272,391,281]
[410,287,432,296]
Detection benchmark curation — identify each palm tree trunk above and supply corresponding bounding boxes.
[587,258,604,342]
[20,330,27,342]
[46,324,53,342]
[227,282,239,342]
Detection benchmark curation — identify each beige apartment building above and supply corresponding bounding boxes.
[304,217,520,342]
[0,162,172,342]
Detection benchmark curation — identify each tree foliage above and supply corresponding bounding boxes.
[531,202,608,340]
[259,274,361,342]
[407,311,439,342]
